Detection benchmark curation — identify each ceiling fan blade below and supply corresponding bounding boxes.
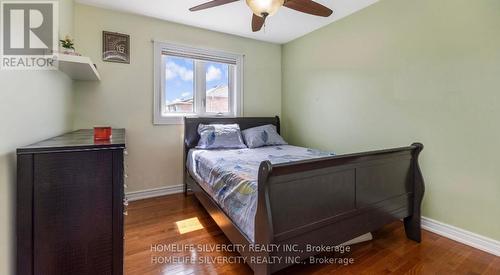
[252,14,266,32]
[283,0,333,17]
[189,0,239,11]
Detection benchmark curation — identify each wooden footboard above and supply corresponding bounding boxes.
[253,143,425,274]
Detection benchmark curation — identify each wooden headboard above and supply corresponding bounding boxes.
[183,116,280,152]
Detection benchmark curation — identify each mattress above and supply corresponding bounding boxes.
[187,145,335,242]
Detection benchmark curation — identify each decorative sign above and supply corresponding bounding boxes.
[102,31,130,63]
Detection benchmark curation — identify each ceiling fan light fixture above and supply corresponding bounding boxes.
[246,0,285,17]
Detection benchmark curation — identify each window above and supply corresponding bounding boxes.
[153,41,243,124]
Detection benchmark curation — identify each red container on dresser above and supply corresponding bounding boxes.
[94,126,112,141]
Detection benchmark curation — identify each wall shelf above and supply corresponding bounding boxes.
[57,54,101,81]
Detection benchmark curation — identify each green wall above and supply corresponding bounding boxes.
[282,0,500,240]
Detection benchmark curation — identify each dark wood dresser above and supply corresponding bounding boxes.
[17,129,126,275]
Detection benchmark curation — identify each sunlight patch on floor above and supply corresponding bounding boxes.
[175,217,204,234]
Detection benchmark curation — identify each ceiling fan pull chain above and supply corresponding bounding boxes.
[263,13,268,33]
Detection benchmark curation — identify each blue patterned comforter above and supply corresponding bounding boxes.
[187,145,334,242]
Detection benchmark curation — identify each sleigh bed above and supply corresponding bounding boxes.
[183,116,425,274]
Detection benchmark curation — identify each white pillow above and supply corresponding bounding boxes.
[241,124,287,149]
[196,124,247,149]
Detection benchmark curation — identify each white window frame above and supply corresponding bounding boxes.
[153,41,244,125]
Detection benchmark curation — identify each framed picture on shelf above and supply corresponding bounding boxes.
[102,31,130,63]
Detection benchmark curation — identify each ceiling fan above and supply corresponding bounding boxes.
[189,0,333,32]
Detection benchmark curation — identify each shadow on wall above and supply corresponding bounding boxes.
[0,151,17,275]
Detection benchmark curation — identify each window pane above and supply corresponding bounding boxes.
[163,55,194,114]
[205,62,229,114]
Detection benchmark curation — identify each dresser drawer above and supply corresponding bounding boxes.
[17,129,125,275]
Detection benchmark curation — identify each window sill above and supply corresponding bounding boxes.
[153,114,237,125]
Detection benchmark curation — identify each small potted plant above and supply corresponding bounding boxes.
[60,35,77,55]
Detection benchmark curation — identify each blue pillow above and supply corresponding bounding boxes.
[196,124,247,149]
[242,124,287,149]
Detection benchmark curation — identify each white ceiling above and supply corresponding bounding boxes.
[75,0,378,44]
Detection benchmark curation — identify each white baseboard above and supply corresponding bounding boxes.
[421,216,500,256]
[126,185,184,202]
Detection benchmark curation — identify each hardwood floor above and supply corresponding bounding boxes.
[125,194,500,275]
